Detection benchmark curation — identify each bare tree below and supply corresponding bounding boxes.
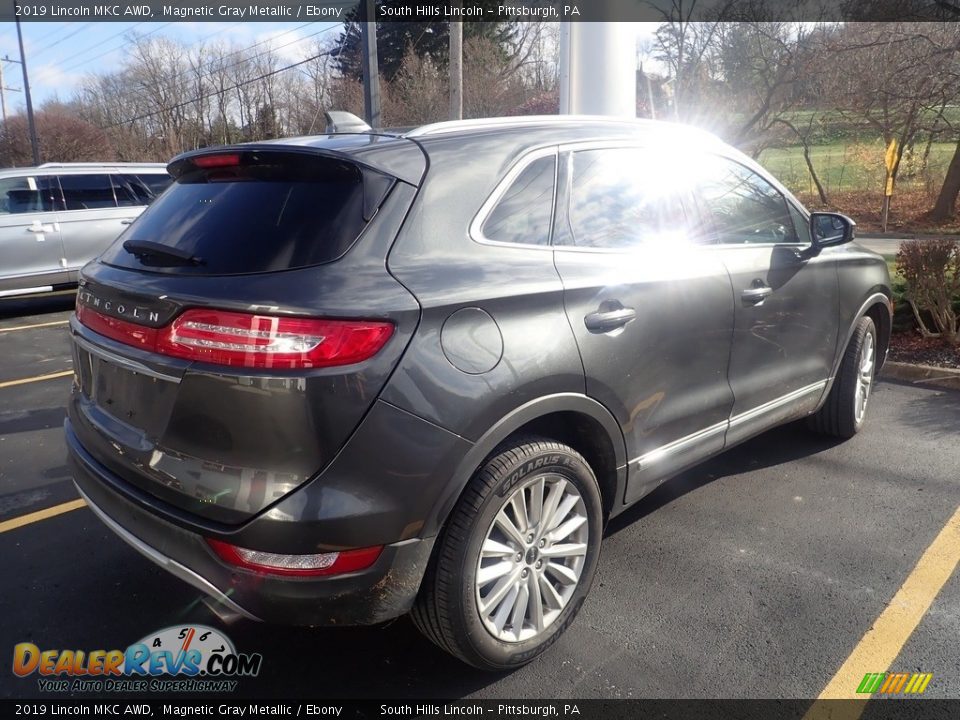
[0,105,114,165]
[819,23,959,203]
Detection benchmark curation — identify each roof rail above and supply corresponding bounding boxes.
[37,162,166,168]
[404,115,650,138]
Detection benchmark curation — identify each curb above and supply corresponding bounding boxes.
[882,361,960,391]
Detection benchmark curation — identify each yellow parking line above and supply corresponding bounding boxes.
[0,320,69,333]
[804,505,960,719]
[0,370,73,389]
[0,499,87,534]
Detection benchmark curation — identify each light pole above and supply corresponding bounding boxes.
[360,0,380,128]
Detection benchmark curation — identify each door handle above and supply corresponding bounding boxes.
[584,306,637,333]
[741,286,773,305]
[25,225,53,233]
[120,219,133,225]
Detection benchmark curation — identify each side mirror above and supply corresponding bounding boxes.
[809,212,856,250]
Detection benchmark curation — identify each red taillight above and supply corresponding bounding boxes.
[192,153,241,168]
[206,539,382,577]
[76,303,160,350]
[76,306,393,369]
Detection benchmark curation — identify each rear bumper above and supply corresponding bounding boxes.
[67,420,436,626]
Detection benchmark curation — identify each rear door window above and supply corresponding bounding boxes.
[560,147,691,249]
[59,174,118,210]
[100,151,388,276]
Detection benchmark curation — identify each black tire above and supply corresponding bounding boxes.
[808,316,877,438]
[411,437,603,671]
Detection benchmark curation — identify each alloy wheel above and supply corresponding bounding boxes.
[475,474,589,643]
[854,329,875,425]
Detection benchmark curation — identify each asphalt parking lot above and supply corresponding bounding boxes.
[1,293,958,701]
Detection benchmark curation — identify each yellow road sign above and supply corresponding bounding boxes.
[885,139,898,173]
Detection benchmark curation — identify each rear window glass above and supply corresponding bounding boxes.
[481,154,556,245]
[137,173,173,196]
[100,153,379,276]
[119,173,173,206]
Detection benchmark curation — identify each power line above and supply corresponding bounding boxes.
[105,23,344,129]
[32,23,96,56]
[36,22,173,79]
[99,24,336,120]
[41,21,145,63]
[38,20,322,88]
[135,21,319,89]
[28,22,72,48]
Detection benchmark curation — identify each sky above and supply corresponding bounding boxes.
[0,21,660,115]
[0,21,342,113]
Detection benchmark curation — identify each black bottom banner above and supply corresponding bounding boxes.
[3,700,959,720]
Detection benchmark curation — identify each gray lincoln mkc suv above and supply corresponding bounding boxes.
[66,116,892,670]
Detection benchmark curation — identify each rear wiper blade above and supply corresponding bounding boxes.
[122,239,204,267]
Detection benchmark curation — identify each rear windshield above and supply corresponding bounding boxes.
[100,152,383,275]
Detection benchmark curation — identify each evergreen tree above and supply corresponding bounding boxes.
[333,1,518,82]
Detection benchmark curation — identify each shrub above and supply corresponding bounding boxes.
[895,239,960,344]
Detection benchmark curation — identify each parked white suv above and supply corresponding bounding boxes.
[0,162,171,299]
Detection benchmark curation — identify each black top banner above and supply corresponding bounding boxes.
[2,700,960,720]
[0,0,958,23]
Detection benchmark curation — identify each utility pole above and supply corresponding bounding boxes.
[449,5,463,120]
[2,56,25,127]
[360,0,380,128]
[14,2,40,165]
[0,62,7,124]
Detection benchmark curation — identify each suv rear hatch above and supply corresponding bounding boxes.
[67,141,425,524]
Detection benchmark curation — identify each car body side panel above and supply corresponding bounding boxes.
[382,133,587,442]
[417,392,629,538]
[829,243,894,377]
[0,207,67,292]
[554,246,736,505]
[58,204,146,273]
[720,245,840,447]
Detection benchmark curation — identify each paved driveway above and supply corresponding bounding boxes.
[1,295,957,700]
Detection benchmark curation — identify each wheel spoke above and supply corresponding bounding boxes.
[495,508,526,547]
[510,492,529,533]
[541,542,587,559]
[509,581,530,639]
[538,573,565,610]
[527,571,545,632]
[548,515,587,543]
[547,494,579,532]
[481,538,516,558]
[492,582,520,633]
[528,478,544,527]
[539,479,567,535]
[480,566,523,614]
[545,560,579,586]
[477,559,514,586]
